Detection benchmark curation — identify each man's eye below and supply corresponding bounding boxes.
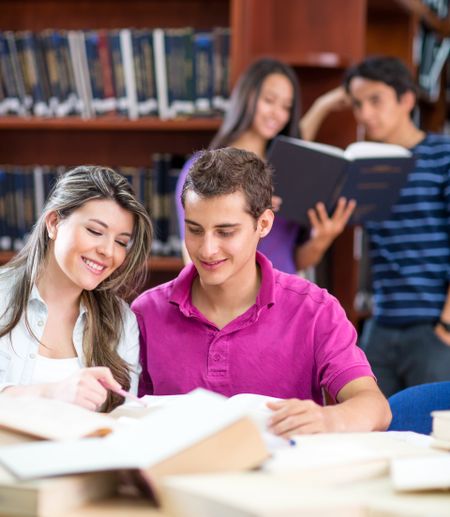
[218,231,234,238]
[187,227,202,235]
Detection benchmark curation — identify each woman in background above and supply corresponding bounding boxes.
[0,166,152,411]
[176,58,355,274]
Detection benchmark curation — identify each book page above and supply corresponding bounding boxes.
[344,141,411,160]
[0,395,116,440]
[391,455,450,491]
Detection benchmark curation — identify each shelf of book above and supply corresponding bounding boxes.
[0,117,223,132]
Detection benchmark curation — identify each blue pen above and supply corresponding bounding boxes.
[289,438,296,446]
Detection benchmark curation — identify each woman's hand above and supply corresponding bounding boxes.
[308,197,356,246]
[271,195,282,212]
[42,367,121,411]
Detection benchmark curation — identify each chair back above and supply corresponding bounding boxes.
[388,382,450,434]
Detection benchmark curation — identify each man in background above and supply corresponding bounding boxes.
[336,56,450,396]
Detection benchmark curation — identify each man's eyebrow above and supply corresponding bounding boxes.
[185,219,240,229]
[88,218,132,237]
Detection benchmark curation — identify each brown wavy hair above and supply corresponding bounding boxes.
[0,166,153,411]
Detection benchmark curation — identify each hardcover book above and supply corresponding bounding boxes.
[267,135,414,226]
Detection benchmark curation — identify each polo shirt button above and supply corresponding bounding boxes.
[37,320,44,327]
[29,353,36,359]
[213,353,221,361]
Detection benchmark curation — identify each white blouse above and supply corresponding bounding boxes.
[31,354,81,385]
[0,271,141,394]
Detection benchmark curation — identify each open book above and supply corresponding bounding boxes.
[267,135,414,225]
[0,389,268,482]
[0,394,117,440]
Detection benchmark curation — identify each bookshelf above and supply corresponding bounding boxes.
[1,0,449,318]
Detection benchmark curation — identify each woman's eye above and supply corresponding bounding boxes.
[87,228,101,236]
[116,240,128,248]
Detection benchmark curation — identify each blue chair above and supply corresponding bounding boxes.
[387,382,450,435]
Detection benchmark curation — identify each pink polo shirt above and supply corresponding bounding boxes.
[132,252,374,404]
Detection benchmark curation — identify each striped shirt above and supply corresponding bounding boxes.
[366,133,450,326]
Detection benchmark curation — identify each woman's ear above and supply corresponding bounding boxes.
[45,211,59,240]
[258,208,275,238]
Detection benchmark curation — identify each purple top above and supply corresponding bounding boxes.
[132,252,374,403]
[175,155,305,274]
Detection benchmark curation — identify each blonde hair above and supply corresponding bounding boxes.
[0,166,153,410]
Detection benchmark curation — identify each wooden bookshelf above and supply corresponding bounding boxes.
[0,117,222,131]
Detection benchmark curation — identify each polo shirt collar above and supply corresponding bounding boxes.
[169,251,276,316]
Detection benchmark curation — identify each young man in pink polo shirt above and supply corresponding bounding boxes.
[132,148,391,437]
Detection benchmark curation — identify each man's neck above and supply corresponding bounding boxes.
[192,265,261,330]
[383,120,425,149]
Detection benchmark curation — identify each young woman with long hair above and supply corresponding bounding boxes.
[0,166,152,411]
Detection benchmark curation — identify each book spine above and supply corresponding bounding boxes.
[40,30,62,116]
[153,28,169,120]
[109,30,128,116]
[138,29,158,116]
[193,31,214,114]
[97,29,117,114]
[4,31,28,116]
[0,32,22,115]
[120,29,138,120]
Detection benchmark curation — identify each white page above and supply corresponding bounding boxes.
[0,395,116,441]
[391,455,450,491]
[344,141,411,160]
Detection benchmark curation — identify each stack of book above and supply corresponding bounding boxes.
[431,409,450,449]
[0,27,231,119]
[0,390,268,516]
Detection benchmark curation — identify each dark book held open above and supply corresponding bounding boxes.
[267,135,415,226]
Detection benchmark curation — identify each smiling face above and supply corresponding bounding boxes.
[251,73,294,141]
[184,190,273,290]
[348,77,415,144]
[45,199,134,293]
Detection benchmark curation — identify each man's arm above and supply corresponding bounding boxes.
[267,377,391,438]
[299,86,350,141]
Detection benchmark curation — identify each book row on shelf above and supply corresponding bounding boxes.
[0,154,186,256]
[0,26,231,120]
[415,0,450,102]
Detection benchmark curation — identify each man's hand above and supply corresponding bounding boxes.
[267,398,340,438]
[434,324,450,347]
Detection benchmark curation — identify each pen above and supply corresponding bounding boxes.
[99,380,146,406]
[289,438,297,447]
[112,386,147,406]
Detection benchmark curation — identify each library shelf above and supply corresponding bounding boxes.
[0,117,223,132]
